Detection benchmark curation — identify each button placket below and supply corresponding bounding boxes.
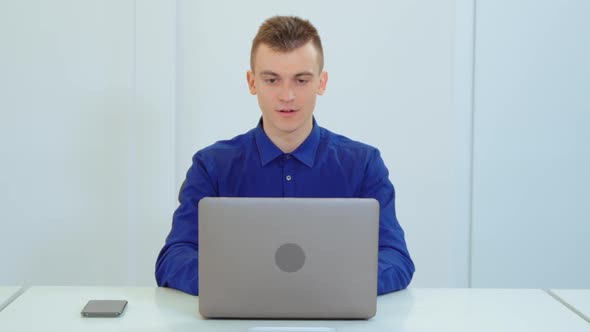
[283,155,295,196]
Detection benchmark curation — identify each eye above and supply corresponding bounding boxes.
[265,78,277,84]
[296,79,309,85]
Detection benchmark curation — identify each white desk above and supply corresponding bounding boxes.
[0,287,589,331]
[0,286,24,312]
[550,289,590,323]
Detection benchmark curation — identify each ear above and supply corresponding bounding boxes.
[317,71,328,96]
[246,70,257,95]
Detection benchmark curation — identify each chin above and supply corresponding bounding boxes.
[271,118,301,130]
[265,114,310,135]
[276,124,301,134]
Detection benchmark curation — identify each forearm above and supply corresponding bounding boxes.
[361,148,415,295]
[156,153,216,295]
[376,220,415,294]
[377,246,415,294]
[155,243,199,295]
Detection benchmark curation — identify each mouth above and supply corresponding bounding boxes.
[277,109,299,113]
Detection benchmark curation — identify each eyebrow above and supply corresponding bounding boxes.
[295,71,314,78]
[259,70,315,78]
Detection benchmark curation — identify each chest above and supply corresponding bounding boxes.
[216,158,363,198]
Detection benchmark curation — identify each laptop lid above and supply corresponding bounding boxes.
[198,197,379,319]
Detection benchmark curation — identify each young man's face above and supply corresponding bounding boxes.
[247,41,328,139]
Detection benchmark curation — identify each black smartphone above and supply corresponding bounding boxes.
[81,300,128,317]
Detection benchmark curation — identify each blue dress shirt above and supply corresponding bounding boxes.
[156,118,415,295]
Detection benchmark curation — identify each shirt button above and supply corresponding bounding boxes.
[286,175,292,181]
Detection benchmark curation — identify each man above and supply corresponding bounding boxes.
[156,15,414,295]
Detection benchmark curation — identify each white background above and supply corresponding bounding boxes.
[471,0,590,288]
[0,0,587,289]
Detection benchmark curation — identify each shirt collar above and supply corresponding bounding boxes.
[254,117,320,168]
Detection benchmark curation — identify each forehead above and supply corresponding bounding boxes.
[254,42,320,75]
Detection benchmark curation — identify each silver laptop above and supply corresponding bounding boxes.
[198,197,379,319]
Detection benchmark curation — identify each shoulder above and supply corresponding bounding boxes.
[319,126,379,158]
[317,126,389,180]
[194,128,255,164]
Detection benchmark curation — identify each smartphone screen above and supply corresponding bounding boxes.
[81,300,128,317]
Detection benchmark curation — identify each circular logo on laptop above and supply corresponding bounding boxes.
[275,243,305,273]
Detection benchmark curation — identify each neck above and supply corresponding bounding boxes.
[263,121,313,153]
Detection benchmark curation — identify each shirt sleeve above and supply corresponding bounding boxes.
[155,152,216,295]
[361,148,415,295]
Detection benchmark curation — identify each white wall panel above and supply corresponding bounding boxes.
[471,0,590,287]
[0,0,176,286]
[132,0,177,286]
[0,0,135,285]
[177,0,467,287]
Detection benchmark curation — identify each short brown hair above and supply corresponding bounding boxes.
[250,16,324,73]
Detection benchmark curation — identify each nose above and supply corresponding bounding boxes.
[278,84,295,102]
